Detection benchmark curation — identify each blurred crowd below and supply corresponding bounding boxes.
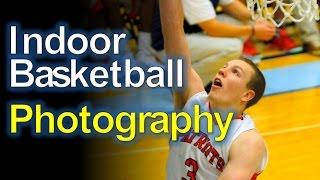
[87,0,320,84]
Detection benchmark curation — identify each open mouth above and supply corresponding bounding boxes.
[213,78,223,87]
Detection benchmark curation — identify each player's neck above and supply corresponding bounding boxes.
[208,98,243,118]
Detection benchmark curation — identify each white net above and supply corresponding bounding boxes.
[247,0,320,27]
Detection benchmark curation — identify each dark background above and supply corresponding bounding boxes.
[1,0,90,179]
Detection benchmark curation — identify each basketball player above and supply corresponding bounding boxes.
[160,0,268,179]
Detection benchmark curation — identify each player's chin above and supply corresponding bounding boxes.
[209,87,220,96]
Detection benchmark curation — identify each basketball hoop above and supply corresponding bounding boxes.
[246,0,320,27]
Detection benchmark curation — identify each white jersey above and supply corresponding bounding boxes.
[167,91,268,180]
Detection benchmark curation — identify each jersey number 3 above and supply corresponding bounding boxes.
[182,158,199,180]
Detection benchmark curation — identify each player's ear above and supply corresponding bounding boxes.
[241,89,255,103]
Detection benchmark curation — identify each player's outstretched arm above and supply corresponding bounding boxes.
[159,0,204,109]
[218,130,266,180]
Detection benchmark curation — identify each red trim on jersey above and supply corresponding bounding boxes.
[236,115,244,120]
[251,172,261,180]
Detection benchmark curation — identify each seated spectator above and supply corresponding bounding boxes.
[243,0,320,57]
[152,0,276,84]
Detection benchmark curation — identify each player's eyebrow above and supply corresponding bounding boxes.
[224,63,245,75]
[233,65,245,74]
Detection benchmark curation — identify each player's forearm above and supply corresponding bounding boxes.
[159,0,191,67]
[199,19,252,38]
[222,0,251,22]
[159,0,184,40]
[160,0,194,108]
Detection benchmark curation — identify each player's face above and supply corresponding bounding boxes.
[209,60,255,109]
